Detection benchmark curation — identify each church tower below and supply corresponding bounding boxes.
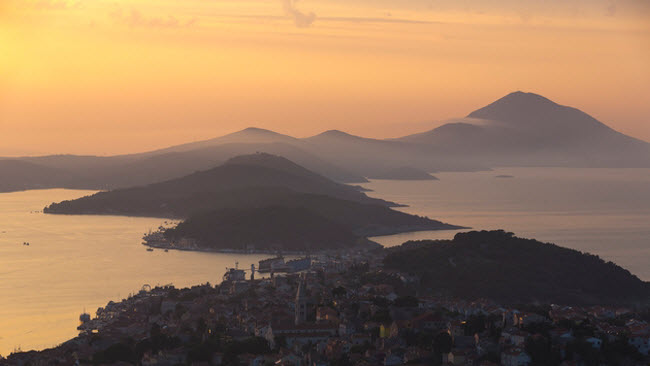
[295,276,307,325]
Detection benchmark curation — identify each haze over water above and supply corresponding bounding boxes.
[0,167,648,355]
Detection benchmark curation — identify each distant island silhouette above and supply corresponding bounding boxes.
[1,92,648,193]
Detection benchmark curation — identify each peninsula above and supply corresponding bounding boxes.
[45,154,463,252]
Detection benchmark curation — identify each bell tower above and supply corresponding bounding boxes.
[295,275,307,325]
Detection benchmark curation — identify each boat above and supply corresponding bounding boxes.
[258,256,287,273]
[223,268,246,282]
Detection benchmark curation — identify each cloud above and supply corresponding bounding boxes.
[111,8,197,28]
[283,0,316,28]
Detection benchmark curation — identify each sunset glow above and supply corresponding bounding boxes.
[2,0,649,155]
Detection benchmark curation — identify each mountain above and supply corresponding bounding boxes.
[397,91,650,167]
[304,130,486,175]
[143,127,302,155]
[0,130,367,193]
[3,92,649,194]
[383,230,650,305]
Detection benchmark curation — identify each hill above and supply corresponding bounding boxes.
[0,160,81,192]
[44,153,396,215]
[383,230,650,305]
[44,154,461,251]
[162,206,377,252]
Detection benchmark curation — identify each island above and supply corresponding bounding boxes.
[45,154,463,252]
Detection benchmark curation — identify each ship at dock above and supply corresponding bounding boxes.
[258,256,311,273]
[257,256,287,273]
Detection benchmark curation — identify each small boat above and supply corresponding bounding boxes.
[146,248,154,252]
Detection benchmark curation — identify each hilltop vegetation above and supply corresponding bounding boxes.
[163,206,377,252]
[383,230,650,305]
[44,153,397,217]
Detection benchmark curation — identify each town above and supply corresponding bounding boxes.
[2,251,649,366]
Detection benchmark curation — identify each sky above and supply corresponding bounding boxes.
[1,0,649,156]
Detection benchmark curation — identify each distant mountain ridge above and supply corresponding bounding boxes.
[2,91,649,193]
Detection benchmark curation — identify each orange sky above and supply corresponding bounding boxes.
[1,0,649,155]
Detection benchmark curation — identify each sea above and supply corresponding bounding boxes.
[0,167,648,355]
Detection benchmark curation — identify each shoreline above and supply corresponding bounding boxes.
[142,224,468,255]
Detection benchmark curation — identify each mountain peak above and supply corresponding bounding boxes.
[236,127,281,135]
[498,91,555,105]
[318,130,356,138]
[467,91,566,124]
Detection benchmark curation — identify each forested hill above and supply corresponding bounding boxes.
[383,230,650,305]
[163,206,375,252]
[44,153,397,217]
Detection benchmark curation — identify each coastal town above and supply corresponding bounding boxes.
[2,250,649,366]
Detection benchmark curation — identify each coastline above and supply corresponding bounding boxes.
[141,223,468,255]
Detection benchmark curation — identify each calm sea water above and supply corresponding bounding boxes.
[0,189,273,356]
[0,167,648,355]
[369,168,650,281]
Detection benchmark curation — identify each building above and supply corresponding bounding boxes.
[295,277,308,325]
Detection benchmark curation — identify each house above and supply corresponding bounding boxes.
[384,353,403,366]
[351,333,372,346]
[514,313,547,327]
[411,312,446,331]
[629,334,650,355]
[500,348,531,366]
[448,320,465,338]
[444,349,468,365]
[585,337,602,349]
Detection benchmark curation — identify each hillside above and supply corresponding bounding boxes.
[44,153,393,214]
[0,160,80,192]
[163,206,376,252]
[44,155,462,242]
[383,230,650,305]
